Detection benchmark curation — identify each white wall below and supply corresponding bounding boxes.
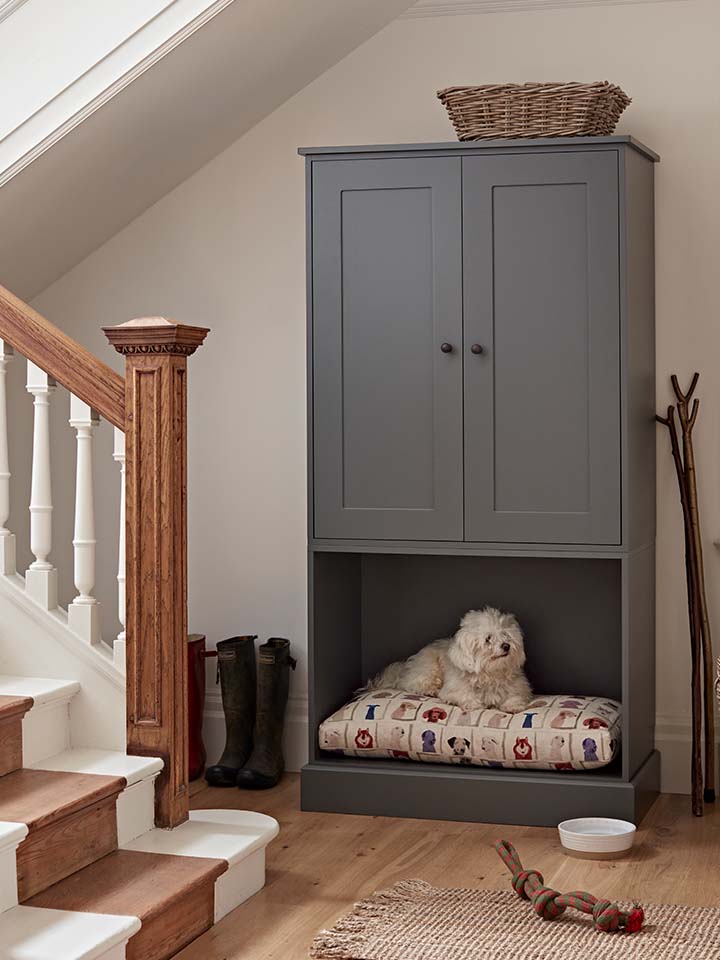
[31,0,720,786]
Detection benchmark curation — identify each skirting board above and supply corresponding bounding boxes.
[655,713,717,796]
[203,692,309,773]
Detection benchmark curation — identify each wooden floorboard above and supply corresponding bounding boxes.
[178,776,720,959]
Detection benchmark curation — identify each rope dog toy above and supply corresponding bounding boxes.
[495,840,644,933]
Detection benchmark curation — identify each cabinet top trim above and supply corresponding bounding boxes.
[298,135,659,162]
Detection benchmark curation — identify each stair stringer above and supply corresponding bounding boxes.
[0,574,125,752]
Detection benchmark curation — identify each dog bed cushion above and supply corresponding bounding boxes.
[319,691,621,770]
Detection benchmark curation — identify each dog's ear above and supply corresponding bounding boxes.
[447,737,456,748]
[464,739,471,748]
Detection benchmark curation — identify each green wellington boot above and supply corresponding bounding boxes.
[205,635,257,787]
[237,637,296,790]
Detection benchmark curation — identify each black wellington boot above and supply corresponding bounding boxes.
[236,638,296,790]
[205,635,257,787]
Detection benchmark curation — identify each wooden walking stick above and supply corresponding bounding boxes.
[656,404,704,816]
[671,374,715,803]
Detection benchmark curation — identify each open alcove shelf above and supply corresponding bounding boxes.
[303,548,658,826]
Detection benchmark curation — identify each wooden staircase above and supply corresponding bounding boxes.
[0,287,279,958]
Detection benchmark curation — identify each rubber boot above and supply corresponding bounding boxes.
[205,635,257,787]
[237,638,296,790]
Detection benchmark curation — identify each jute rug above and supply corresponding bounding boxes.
[310,880,720,959]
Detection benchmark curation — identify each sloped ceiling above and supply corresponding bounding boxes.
[0,0,414,300]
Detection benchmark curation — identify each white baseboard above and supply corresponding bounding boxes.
[655,713,718,796]
[203,691,309,773]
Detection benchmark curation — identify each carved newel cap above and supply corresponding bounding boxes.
[103,317,210,357]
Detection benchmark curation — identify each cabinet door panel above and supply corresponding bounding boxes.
[463,152,621,544]
[312,158,463,540]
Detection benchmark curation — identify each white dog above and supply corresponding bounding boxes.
[368,608,531,713]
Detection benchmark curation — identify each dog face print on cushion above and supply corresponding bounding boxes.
[480,736,500,759]
[447,736,472,760]
[549,735,565,761]
[582,737,599,762]
[551,711,577,729]
[486,712,511,729]
[422,706,448,724]
[421,729,437,753]
[391,702,417,721]
[584,716,609,730]
[389,725,406,749]
[322,728,345,749]
[513,737,533,761]
[354,728,374,749]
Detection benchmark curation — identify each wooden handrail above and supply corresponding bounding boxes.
[0,284,125,430]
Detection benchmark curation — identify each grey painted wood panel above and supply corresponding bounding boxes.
[463,152,621,544]
[359,553,621,699]
[309,552,362,763]
[621,150,656,551]
[299,135,660,162]
[622,546,655,779]
[301,752,659,826]
[312,158,463,540]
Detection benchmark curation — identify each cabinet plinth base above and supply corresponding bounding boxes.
[301,750,660,827]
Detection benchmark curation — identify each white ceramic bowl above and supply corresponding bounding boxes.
[558,817,636,859]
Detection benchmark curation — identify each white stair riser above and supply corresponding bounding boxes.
[0,841,23,914]
[214,848,266,923]
[22,700,72,766]
[95,944,127,960]
[116,778,158,846]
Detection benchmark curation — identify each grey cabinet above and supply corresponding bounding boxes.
[463,153,621,544]
[301,137,658,827]
[308,140,655,548]
[312,158,464,541]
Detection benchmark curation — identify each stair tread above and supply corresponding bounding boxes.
[30,748,163,786]
[0,768,125,830]
[27,849,227,921]
[0,695,33,722]
[0,904,140,960]
[124,809,279,866]
[0,677,79,707]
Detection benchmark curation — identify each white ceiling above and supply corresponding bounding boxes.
[0,0,414,300]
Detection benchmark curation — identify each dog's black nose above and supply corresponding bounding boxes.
[501,642,510,653]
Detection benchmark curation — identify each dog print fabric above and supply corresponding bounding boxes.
[319,691,621,770]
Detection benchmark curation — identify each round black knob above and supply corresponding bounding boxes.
[440,342,454,354]
[470,343,484,355]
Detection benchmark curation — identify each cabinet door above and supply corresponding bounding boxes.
[312,158,463,541]
[463,152,621,544]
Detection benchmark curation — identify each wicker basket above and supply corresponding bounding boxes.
[437,81,631,141]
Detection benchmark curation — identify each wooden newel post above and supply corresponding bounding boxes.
[104,318,209,828]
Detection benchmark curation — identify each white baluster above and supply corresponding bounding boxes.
[113,426,126,671]
[67,395,101,644]
[25,362,57,608]
[0,341,15,575]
